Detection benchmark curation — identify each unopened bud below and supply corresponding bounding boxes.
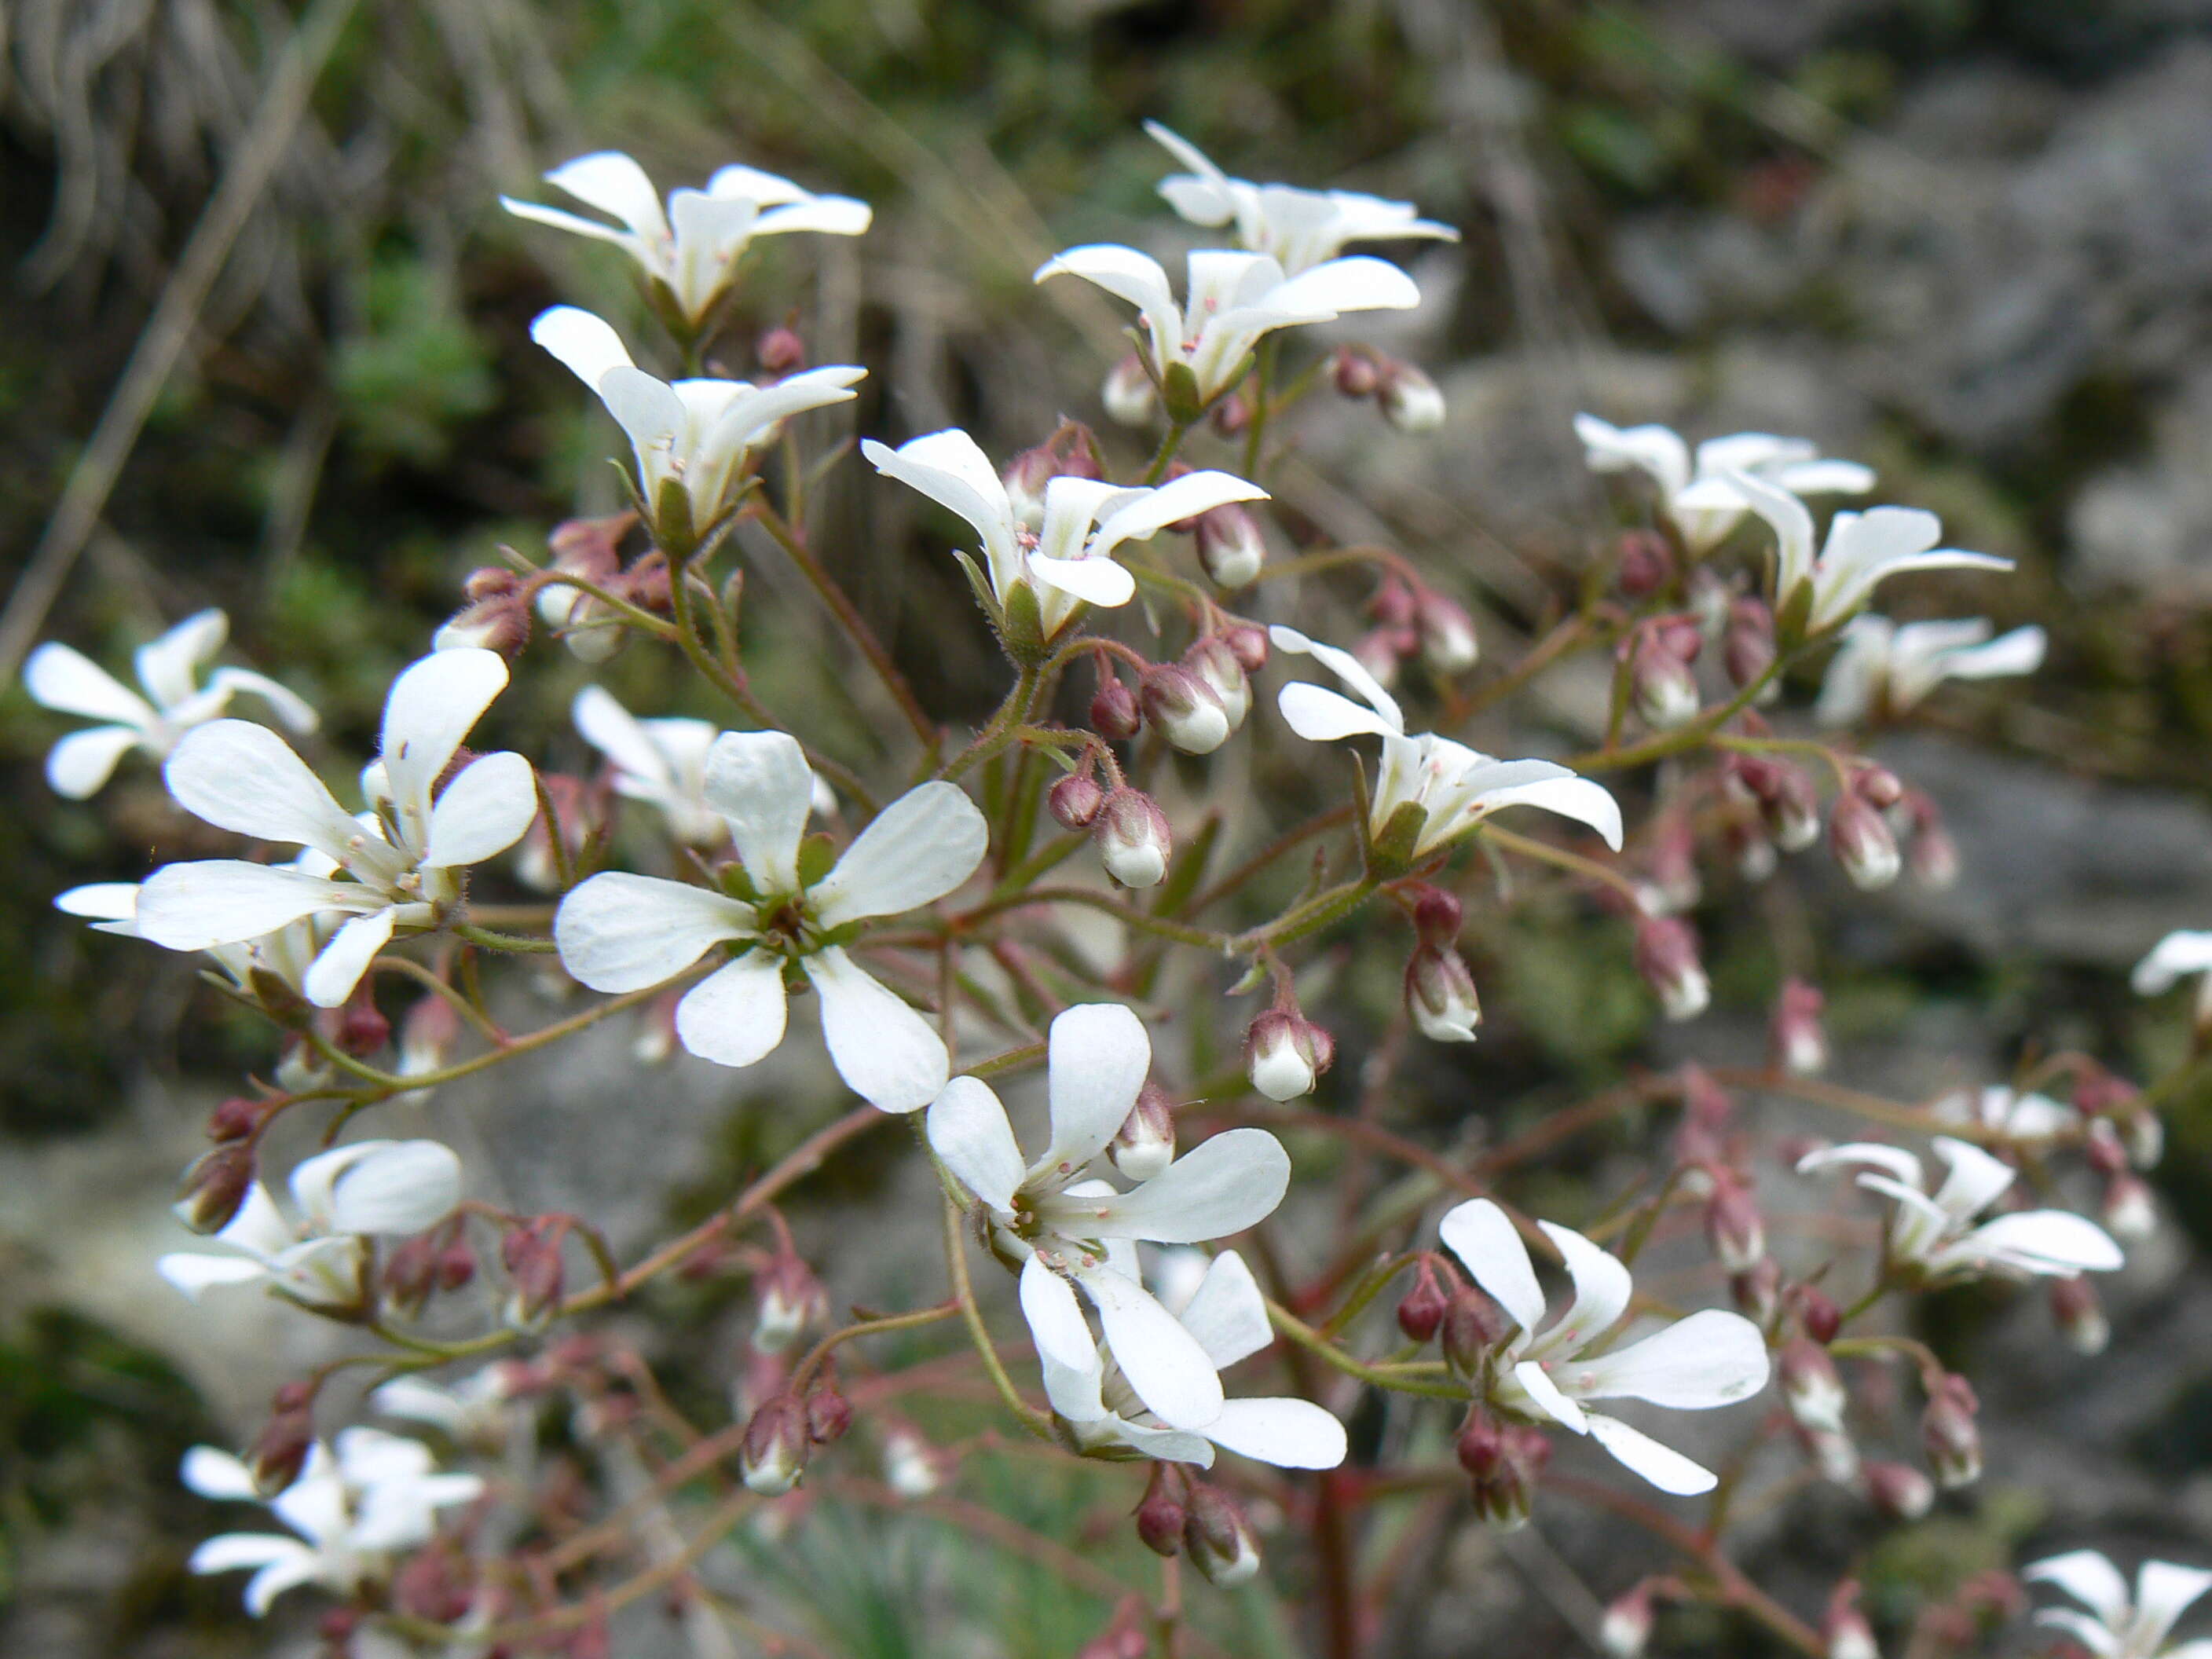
[1629,629,1701,731]
[1184,637,1251,730]
[1822,1580,1880,1659]
[1397,1256,1450,1343]
[1331,346,1380,399]
[1781,1338,1847,1434]
[1441,1284,1512,1379]
[1194,501,1265,588]
[882,1423,942,1497]
[1412,887,1463,946]
[1140,664,1231,754]
[1246,1009,1328,1101]
[1601,1584,1657,1659]
[1829,793,1901,891]
[1089,676,1143,741]
[1771,978,1829,1075]
[1094,789,1172,888]
[1862,1459,1936,1521]
[1352,627,1409,689]
[1406,942,1481,1042]
[1223,624,1270,675]
[1459,1415,1550,1531]
[1378,360,1446,433]
[1921,1372,1981,1489]
[1638,815,1701,916]
[1854,765,1904,810]
[1616,531,1675,599]
[500,1219,566,1330]
[250,1384,316,1495]
[207,1096,262,1143]
[754,1254,827,1355]
[756,325,807,376]
[1109,1082,1177,1181]
[1136,1467,1185,1557]
[740,1396,811,1495]
[1705,1174,1766,1272]
[2049,1275,2109,1356]
[1182,1485,1261,1585]
[437,1235,477,1293]
[1003,423,1104,525]
[335,987,390,1057]
[1102,354,1159,427]
[1415,591,1480,674]
[1791,1283,1843,1345]
[806,1383,853,1444]
[1730,1258,1783,1324]
[1048,771,1105,830]
[2101,1171,2156,1242]
[176,1144,257,1235]
[438,568,533,656]
[382,1232,444,1316]
[1635,914,1710,1021]
[1724,597,1778,691]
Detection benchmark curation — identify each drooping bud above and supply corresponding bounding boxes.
[539,513,635,662]
[740,1395,811,1495]
[881,1423,942,1497]
[1822,1580,1880,1659]
[1903,793,1959,888]
[1223,623,1270,675]
[1780,1338,1847,1434]
[1182,1485,1262,1585]
[2049,1275,2109,1356]
[1921,1372,1981,1489]
[1109,1082,1177,1181]
[1637,815,1701,917]
[2101,1171,2156,1243]
[754,1254,828,1355]
[1615,530,1675,600]
[1635,914,1710,1021]
[500,1218,567,1331]
[250,1382,317,1495]
[1829,793,1902,891]
[1704,1173,1766,1272]
[175,1144,257,1235]
[1246,1009,1330,1101]
[1730,1258,1782,1324]
[1791,1283,1843,1345]
[1136,1465,1186,1557]
[1003,422,1104,525]
[1441,1284,1512,1379]
[805,1381,853,1445]
[1195,502,1267,588]
[1048,771,1106,830]
[206,1096,262,1143]
[1771,978,1829,1075]
[756,324,808,376]
[1330,346,1379,399]
[1412,886,1463,947]
[1724,596,1778,692]
[1140,664,1231,755]
[1397,1255,1450,1343]
[1862,1459,1936,1522]
[436,567,533,656]
[1804,1426,1862,1485]
[336,986,391,1057]
[437,1233,478,1294]
[382,1231,445,1317]
[1766,764,1822,852]
[1415,590,1480,674]
[1854,765,1904,810]
[1459,1415,1550,1531]
[1102,354,1159,427]
[1089,675,1144,741]
[1184,637,1251,731]
[1377,359,1446,433]
[1353,627,1408,688]
[2078,1071,2159,1169]
[1601,1583,1657,1659]
[1094,789,1172,888]
[1627,626,1701,731]
[1406,942,1481,1042]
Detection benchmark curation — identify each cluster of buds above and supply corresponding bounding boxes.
[1132,1467,1261,1587]
[1246,994,1335,1101]
[1456,1410,1551,1531]
[1140,635,1254,755]
[1621,614,1704,731]
[1355,574,1479,683]
[1723,596,1778,695]
[1330,346,1446,434]
[1404,887,1481,1042]
[1002,420,1104,523]
[1921,1371,1982,1489]
[1634,911,1710,1022]
[1829,764,1905,892]
[740,1373,853,1497]
[382,1219,478,1317]
[1723,750,1822,864]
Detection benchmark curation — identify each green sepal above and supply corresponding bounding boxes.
[1159,359,1208,427]
[653,475,698,562]
[1773,577,1815,649]
[1366,800,1430,878]
[796,832,839,888]
[716,861,761,903]
[951,550,1005,632]
[247,966,314,1030]
[998,578,1048,667]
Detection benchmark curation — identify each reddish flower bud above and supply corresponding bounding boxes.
[1136,1467,1185,1557]
[1048,771,1106,830]
[500,1219,566,1331]
[1003,422,1104,522]
[1862,1459,1936,1522]
[1108,1081,1177,1181]
[741,1395,811,1495]
[1415,590,1479,674]
[1602,1583,1657,1659]
[1635,914,1710,1021]
[1246,1008,1329,1101]
[1791,1283,1843,1345]
[1370,577,1418,629]
[805,1382,853,1444]
[1616,530,1675,599]
[1628,628,1701,731]
[1638,815,1701,916]
[1459,1415,1551,1531]
[1378,359,1446,433]
[1854,765,1905,810]
[1331,346,1380,399]
[1209,391,1251,438]
[2049,1275,2109,1356]
[1771,978,1829,1075]
[1922,1372,1981,1489]
[1182,1485,1261,1585]
[1183,637,1251,730]
[175,1144,257,1235]
[1094,789,1171,888]
[1397,1256,1450,1343]
[755,1254,828,1355]
[1406,942,1481,1042]
[335,986,391,1057]
[1441,1285,1512,1379]
[1140,663,1231,754]
[1412,887,1463,946]
[207,1096,262,1143]
[1088,676,1144,741]
[1223,623,1270,675]
[1705,1173,1766,1273]
[1724,597,1778,691]
[249,1386,316,1494]
[1829,793,1902,891]
[1780,1337,1847,1434]
[383,1232,444,1316]
[756,325,807,377]
[437,1235,478,1294]
[1195,501,1266,588]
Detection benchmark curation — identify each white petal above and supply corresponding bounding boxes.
[1205,1397,1347,1469]
[423,752,537,868]
[675,950,791,1069]
[1707,470,1816,595]
[369,1377,471,1434]
[1033,244,1183,353]
[46,724,143,797]
[503,197,643,249]
[1534,1221,1632,1353]
[1276,683,1399,742]
[2133,931,2212,994]
[1038,1337,1110,1426]
[1475,771,1624,852]
[803,947,948,1112]
[860,430,1021,576]
[163,720,361,856]
[218,1182,295,1258]
[189,1532,314,1577]
[1038,1002,1153,1175]
[573,686,665,786]
[2137,1562,2212,1650]
[134,610,229,707]
[1574,415,1691,497]
[328,1141,462,1235]
[2036,1610,2124,1657]
[1964,1210,2123,1274]
[1513,1360,1588,1430]
[1025,552,1138,609]
[1090,471,1268,559]
[1569,1309,1771,1409]
[1939,624,2045,683]
[530,304,638,390]
[754,195,873,237]
[136,860,373,951]
[701,730,815,895]
[1176,1251,1273,1370]
[543,151,671,241]
[24,641,155,726]
[1767,458,1875,496]
[811,781,987,925]
[380,649,508,848]
[181,1445,261,1500]
[158,1252,271,1298]
[1796,1141,1925,1188]
[1437,1199,1547,1335]
[1020,1253,1097,1375]
[1268,624,1403,732]
[303,906,397,1007]
[204,668,318,734]
[54,882,141,924]
[1584,1412,1718,1496]
[1928,1136,2016,1221]
[2023,1551,2132,1624]
[1065,1129,1289,1243]
[927,1076,1025,1212]
[1075,1263,1225,1433]
[553,872,754,992]
[1265,255,1420,316]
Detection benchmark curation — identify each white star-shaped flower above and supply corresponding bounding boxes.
[1573,416,1874,553]
[504,150,870,329]
[24,609,316,798]
[182,1429,482,1616]
[553,729,984,1112]
[928,1003,1291,1436]
[134,649,539,1009]
[1929,1085,2077,1144]
[2133,931,2212,1024]
[1815,615,2046,727]
[863,427,1265,643]
[1440,1198,1771,1496]
[1269,626,1621,859]
[572,683,724,847]
[531,306,865,546]
[55,873,331,998]
[2026,1551,2212,1659]
[159,1140,461,1307]
[1144,122,1458,276]
[1035,244,1419,416]
[1796,1137,2122,1283]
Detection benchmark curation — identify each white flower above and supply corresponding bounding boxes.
[553,729,985,1111]
[134,649,538,1009]
[928,1003,1291,1434]
[1269,626,1622,859]
[531,306,864,544]
[503,150,870,329]
[182,1429,482,1616]
[371,1368,522,1445]
[24,609,316,799]
[1930,1086,2077,1144]
[1573,416,1874,553]
[1685,471,2014,636]
[2133,931,2212,1026]
[1815,615,2046,727]
[2025,1551,2212,1659]
[862,427,1264,643]
[159,1140,462,1306]
[59,861,335,998]
[1144,122,1458,276]
[1796,1137,2122,1283]
[1439,1199,1770,1495]
[1040,1247,1346,1470]
[1034,244,1419,415]
[573,683,723,845]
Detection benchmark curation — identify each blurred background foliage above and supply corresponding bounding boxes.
[7,0,2212,1653]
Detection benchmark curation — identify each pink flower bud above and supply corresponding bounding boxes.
[1459,1415,1551,1531]
[1182,1484,1261,1585]
[1406,941,1482,1042]
[1921,1372,1981,1489]
[1378,359,1446,433]
[806,1382,853,1444]
[1089,675,1143,741]
[755,1254,827,1355]
[1602,1584,1657,1659]
[741,1395,811,1495]
[1822,1580,1880,1659]
[1331,346,1380,398]
[1791,1283,1843,1345]
[1635,914,1710,1021]
[1108,1082,1177,1181]
[1441,1284,1513,1379]
[1412,886,1464,946]
[335,986,390,1057]
[1246,1009,1329,1101]
[1102,354,1159,427]
[249,1382,317,1495]
[2102,1171,2155,1242]
[175,1144,257,1235]
[1730,1258,1782,1324]
[1763,761,1822,851]
[1616,530,1675,599]
[1771,977,1829,1075]
[1353,627,1409,688]
[500,1219,566,1331]
[1183,637,1251,729]
[1724,597,1777,690]
[1829,793,1902,891]
[1862,1459,1936,1521]
[1136,1467,1185,1557]
[1140,664,1231,754]
[437,571,533,656]
[1048,771,1106,830]
[2049,1275,2109,1356]
[206,1096,262,1143]
[1628,628,1701,731]
[1638,815,1701,917]
[1780,1337,1847,1434]
[1094,789,1172,888]
[756,325,808,376]
[1855,765,1904,810]
[1224,624,1269,674]
[1415,590,1480,673]
[1210,391,1251,438]
[382,1232,445,1316]
[1195,501,1266,588]
[1705,1173,1766,1272]
[1397,1255,1450,1343]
